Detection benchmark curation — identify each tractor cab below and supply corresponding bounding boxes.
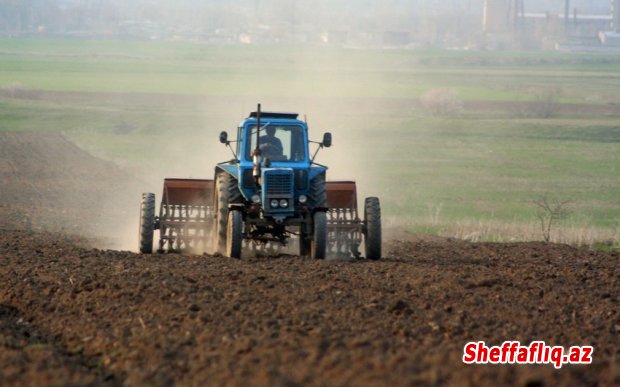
[240,112,308,163]
[218,109,330,224]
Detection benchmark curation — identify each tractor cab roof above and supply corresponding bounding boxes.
[248,111,299,120]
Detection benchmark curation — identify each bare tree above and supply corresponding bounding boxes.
[532,86,562,119]
[533,195,571,242]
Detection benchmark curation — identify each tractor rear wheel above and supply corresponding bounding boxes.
[364,197,382,260]
[226,210,243,259]
[311,211,327,259]
[139,193,155,253]
[308,173,327,208]
[215,172,242,254]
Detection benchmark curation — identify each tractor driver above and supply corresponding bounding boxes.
[259,126,284,159]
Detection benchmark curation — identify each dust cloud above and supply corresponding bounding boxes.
[107,104,384,252]
[88,48,394,252]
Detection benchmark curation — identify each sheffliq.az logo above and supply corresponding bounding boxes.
[463,341,593,369]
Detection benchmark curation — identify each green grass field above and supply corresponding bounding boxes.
[1,38,619,245]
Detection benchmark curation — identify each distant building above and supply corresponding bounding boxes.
[482,0,620,50]
[599,0,620,45]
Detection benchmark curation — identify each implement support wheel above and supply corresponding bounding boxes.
[139,193,155,253]
[364,197,382,260]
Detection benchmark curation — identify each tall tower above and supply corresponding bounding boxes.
[483,0,511,34]
[614,0,620,33]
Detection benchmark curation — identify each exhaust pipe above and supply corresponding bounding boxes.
[253,103,262,186]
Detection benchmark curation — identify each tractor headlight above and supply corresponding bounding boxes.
[279,199,288,208]
[270,199,279,208]
[298,195,307,204]
[251,194,261,204]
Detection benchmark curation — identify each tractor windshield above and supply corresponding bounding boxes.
[246,125,305,162]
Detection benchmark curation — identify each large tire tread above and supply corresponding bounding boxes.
[215,172,243,253]
[226,210,243,259]
[139,193,155,254]
[364,197,382,260]
[308,173,327,209]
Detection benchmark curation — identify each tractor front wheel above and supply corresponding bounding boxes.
[311,211,327,259]
[139,193,155,253]
[364,197,382,260]
[226,209,243,259]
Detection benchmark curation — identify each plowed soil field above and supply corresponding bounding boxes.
[0,132,618,386]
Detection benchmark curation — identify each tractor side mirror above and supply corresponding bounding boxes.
[219,131,228,144]
[322,132,332,148]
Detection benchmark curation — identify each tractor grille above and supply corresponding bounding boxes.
[265,173,293,195]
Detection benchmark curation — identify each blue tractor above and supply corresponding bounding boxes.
[139,104,381,259]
